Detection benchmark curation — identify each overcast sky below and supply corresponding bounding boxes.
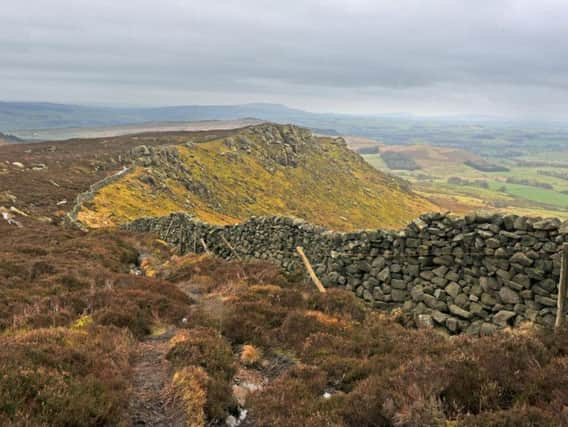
[1,0,568,118]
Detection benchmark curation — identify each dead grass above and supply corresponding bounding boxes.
[169,366,208,427]
[240,344,263,366]
[2,223,568,425]
[165,253,286,290]
[167,327,237,421]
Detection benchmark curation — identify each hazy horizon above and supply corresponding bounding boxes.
[2,99,565,125]
[3,1,568,120]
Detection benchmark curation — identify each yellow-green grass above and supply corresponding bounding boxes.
[79,129,437,231]
[361,153,388,170]
[519,150,568,162]
[486,181,568,209]
[363,151,568,219]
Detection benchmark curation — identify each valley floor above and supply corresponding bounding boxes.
[357,142,568,221]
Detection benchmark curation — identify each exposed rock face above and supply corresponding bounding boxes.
[77,123,437,231]
[125,211,568,335]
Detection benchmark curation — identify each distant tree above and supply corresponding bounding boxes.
[356,145,380,155]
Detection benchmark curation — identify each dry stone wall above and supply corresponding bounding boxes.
[125,212,568,335]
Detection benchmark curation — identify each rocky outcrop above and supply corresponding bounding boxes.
[125,211,568,335]
[79,123,436,230]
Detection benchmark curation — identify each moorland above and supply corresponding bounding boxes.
[2,108,568,426]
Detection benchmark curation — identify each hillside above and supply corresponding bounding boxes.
[1,124,568,426]
[76,124,437,231]
[358,139,568,220]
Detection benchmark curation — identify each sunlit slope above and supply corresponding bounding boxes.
[78,124,437,231]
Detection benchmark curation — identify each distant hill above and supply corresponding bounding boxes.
[76,123,438,231]
[5,101,567,161]
[9,118,265,141]
[0,101,311,133]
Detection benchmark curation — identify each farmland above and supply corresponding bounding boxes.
[354,134,568,219]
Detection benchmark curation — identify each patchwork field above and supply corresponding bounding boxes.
[356,140,568,219]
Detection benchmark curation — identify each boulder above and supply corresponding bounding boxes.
[131,145,151,156]
[499,287,520,305]
[494,248,508,258]
[445,282,461,299]
[372,256,386,270]
[513,216,529,231]
[535,295,556,307]
[377,267,390,282]
[431,310,448,324]
[410,286,425,302]
[470,303,488,318]
[539,279,557,293]
[433,256,453,266]
[486,238,501,249]
[391,289,409,302]
[480,292,497,306]
[449,304,472,319]
[480,276,500,292]
[510,252,533,267]
[391,279,406,290]
[423,294,447,312]
[493,310,516,326]
[533,218,560,231]
[373,287,385,300]
[511,274,530,289]
[454,293,469,308]
[391,263,402,273]
[433,266,449,277]
[413,217,428,231]
[465,322,482,336]
[503,215,518,231]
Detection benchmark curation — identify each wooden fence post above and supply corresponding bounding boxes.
[200,238,211,254]
[296,246,326,293]
[555,243,568,333]
[221,234,241,260]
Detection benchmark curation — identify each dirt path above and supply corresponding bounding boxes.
[129,326,185,427]
[128,280,213,427]
[127,280,254,426]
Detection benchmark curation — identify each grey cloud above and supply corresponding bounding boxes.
[1,0,568,117]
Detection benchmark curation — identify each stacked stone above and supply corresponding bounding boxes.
[125,211,568,335]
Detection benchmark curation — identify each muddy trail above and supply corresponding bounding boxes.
[128,278,228,427]
[129,326,184,427]
[127,276,263,427]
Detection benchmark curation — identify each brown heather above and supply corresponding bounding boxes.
[1,127,568,426]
